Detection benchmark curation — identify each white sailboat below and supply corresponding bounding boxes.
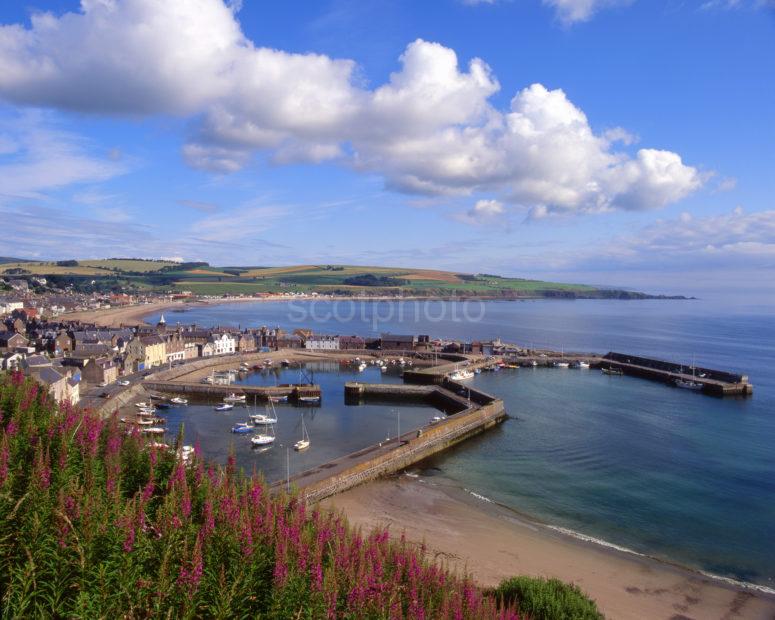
[294,416,310,451]
[251,424,275,446]
[449,364,474,380]
[251,399,278,425]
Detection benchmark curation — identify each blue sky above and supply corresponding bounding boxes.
[0,0,773,297]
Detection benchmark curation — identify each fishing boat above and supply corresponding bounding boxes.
[215,403,234,411]
[281,359,291,367]
[297,395,321,404]
[294,417,310,451]
[429,414,446,425]
[268,395,288,403]
[231,422,252,434]
[572,360,590,369]
[223,393,246,404]
[675,378,703,390]
[676,357,703,390]
[142,427,165,435]
[601,367,623,375]
[357,362,367,372]
[170,397,188,405]
[449,368,474,381]
[135,401,153,409]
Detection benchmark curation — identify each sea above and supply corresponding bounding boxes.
[145,297,775,588]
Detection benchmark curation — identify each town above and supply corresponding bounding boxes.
[0,283,524,407]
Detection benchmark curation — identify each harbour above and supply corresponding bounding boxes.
[135,297,774,590]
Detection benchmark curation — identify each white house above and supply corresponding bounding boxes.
[0,299,24,315]
[210,333,237,356]
[304,334,340,351]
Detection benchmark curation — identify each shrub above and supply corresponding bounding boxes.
[490,576,602,620]
[0,373,520,619]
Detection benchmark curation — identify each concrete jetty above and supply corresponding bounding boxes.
[600,352,753,396]
[142,379,322,402]
[281,381,506,502]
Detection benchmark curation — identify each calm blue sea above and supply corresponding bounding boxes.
[146,299,775,587]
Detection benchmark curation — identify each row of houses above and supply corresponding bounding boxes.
[1,305,516,404]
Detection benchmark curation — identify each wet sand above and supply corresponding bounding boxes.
[324,477,775,620]
[61,301,185,327]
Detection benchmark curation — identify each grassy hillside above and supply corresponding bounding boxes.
[1,259,678,299]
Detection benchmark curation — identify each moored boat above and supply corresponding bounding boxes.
[675,379,703,390]
[170,397,188,405]
[250,412,278,425]
[231,422,252,434]
[294,416,310,451]
[215,403,234,411]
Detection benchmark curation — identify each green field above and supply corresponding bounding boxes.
[2,259,673,299]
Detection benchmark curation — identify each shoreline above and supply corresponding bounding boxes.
[324,475,775,620]
[60,294,693,328]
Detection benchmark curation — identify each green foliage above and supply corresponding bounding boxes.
[0,374,520,619]
[343,274,409,287]
[490,576,603,620]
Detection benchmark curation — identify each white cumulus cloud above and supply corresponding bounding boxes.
[541,0,634,24]
[0,0,702,217]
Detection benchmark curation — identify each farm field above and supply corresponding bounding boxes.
[1,259,672,299]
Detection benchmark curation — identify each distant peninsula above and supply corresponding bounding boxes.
[0,258,689,300]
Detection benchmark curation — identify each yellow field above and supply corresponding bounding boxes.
[241,265,318,277]
[402,270,463,283]
[79,259,177,272]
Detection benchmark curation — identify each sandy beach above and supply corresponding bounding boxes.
[60,301,184,327]
[324,477,775,620]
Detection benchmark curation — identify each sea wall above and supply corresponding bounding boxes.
[289,390,506,503]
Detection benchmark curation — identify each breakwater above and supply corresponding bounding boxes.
[142,379,322,402]
[281,380,506,502]
[601,352,753,396]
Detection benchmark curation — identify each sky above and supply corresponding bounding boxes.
[0,0,773,297]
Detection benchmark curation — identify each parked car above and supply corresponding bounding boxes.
[118,380,130,386]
